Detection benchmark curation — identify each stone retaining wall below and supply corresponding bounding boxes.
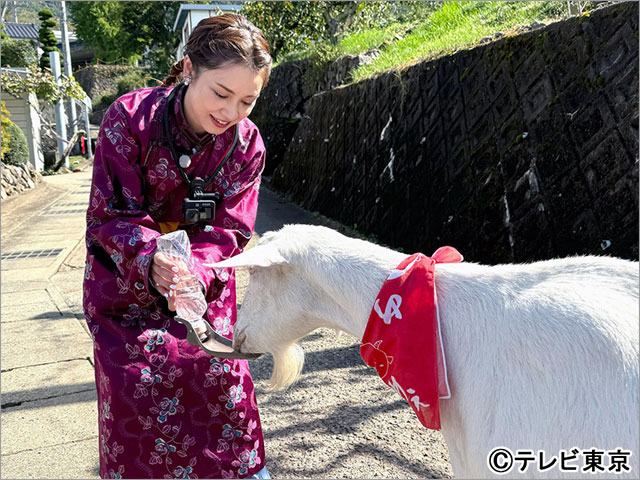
[251,51,380,175]
[73,64,142,101]
[251,60,312,176]
[74,65,150,125]
[269,2,639,263]
[1,161,43,200]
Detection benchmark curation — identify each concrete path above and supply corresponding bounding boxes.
[1,168,98,478]
[1,168,451,479]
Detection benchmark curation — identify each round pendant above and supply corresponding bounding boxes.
[179,154,191,168]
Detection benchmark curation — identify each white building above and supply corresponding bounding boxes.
[1,68,45,171]
[173,2,243,61]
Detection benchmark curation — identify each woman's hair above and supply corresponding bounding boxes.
[162,13,272,88]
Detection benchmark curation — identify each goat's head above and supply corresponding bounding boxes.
[205,226,347,390]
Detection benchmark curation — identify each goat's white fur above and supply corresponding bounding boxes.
[208,224,639,478]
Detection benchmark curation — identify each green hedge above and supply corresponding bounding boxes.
[3,122,29,166]
[1,101,11,159]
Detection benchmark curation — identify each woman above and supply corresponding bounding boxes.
[83,14,272,479]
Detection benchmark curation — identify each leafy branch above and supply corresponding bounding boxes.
[1,64,88,169]
[0,64,86,104]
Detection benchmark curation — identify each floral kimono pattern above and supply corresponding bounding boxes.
[83,85,266,479]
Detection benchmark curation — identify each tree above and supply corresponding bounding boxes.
[2,120,29,166]
[1,38,38,67]
[38,9,59,70]
[1,1,62,28]
[241,2,326,61]
[119,1,182,79]
[68,2,132,63]
[69,1,181,76]
[241,1,415,61]
[1,64,86,105]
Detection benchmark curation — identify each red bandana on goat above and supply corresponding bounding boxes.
[360,247,463,429]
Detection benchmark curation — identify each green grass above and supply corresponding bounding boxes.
[278,2,571,81]
[42,155,87,176]
[277,21,414,66]
[69,155,85,169]
[336,22,414,56]
[352,1,567,81]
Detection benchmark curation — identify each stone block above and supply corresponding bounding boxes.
[1,289,51,309]
[520,74,553,122]
[1,317,93,370]
[594,176,638,239]
[1,300,61,324]
[569,99,616,158]
[1,390,98,456]
[0,437,100,480]
[580,131,633,195]
[2,359,95,405]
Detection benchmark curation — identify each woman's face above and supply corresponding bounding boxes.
[182,57,263,135]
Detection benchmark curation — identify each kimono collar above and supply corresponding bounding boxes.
[171,84,216,151]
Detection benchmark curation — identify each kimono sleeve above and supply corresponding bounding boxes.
[188,138,265,302]
[85,100,162,309]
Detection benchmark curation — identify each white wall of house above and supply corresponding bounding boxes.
[3,92,45,171]
[179,9,220,61]
[175,3,242,61]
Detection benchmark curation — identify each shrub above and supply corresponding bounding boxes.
[92,69,147,113]
[0,38,38,68]
[1,101,12,159]
[116,70,147,96]
[3,121,29,166]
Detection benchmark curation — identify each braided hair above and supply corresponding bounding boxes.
[162,58,186,87]
[161,13,272,88]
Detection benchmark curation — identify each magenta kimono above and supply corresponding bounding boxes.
[83,85,265,479]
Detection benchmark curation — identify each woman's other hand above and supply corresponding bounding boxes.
[150,252,190,311]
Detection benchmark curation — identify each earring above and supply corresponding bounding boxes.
[184,75,191,85]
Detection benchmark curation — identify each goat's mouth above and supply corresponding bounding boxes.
[231,327,265,358]
[203,330,263,359]
[175,316,263,360]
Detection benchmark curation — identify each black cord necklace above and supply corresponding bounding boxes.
[163,83,239,223]
[163,83,239,196]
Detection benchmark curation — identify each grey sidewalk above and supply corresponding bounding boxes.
[1,170,450,479]
[1,168,98,479]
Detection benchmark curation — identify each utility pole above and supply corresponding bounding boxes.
[59,0,78,153]
[11,0,17,22]
[50,51,69,168]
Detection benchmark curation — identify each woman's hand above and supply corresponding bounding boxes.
[150,252,190,311]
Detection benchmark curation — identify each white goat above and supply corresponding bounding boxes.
[210,224,639,479]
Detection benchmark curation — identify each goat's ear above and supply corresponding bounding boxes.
[204,245,287,269]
